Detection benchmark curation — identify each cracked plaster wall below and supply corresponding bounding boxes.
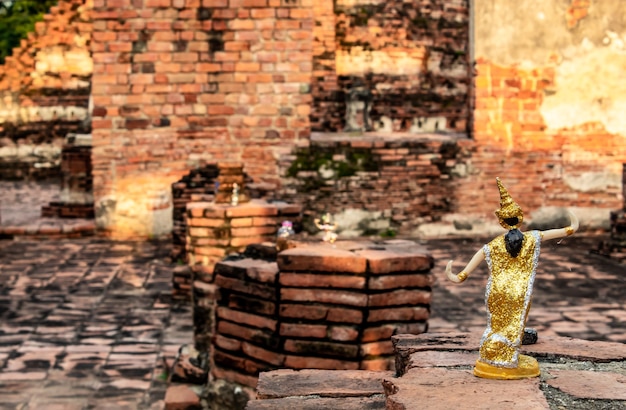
[475,0,626,135]
[449,0,626,232]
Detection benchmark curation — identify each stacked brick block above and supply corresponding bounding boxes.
[207,240,433,388]
[186,200,301,345]
[185,200,301,271]
[0,0,92,145]
[171,164,220,264]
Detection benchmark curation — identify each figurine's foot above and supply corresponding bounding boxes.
[473,355,540,380]
[522,328,538,345]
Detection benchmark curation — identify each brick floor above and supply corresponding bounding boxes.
[0,238,192,410]
[1,182,624,409]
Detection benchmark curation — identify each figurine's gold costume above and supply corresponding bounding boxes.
[446,178,579,380]
[476,230,541,378]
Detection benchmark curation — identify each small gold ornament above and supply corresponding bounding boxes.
[314,213,338,243]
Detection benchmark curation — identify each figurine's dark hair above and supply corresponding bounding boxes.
[505,228,524,257]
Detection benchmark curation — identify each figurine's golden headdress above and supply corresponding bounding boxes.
[495,177,524,229]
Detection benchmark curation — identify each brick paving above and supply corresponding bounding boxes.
[0,238,192,410]
[0,183,624,409]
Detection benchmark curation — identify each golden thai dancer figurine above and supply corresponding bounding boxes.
[446,178,579,380]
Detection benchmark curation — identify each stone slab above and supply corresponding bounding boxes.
[354,245,433,274]
[546,370,626,400]
[383,367,550,410]
[407,350,477,369]
[246,395,386,410]
[523,336,626,362]
[277,246,368,274]
[256,369,392,399]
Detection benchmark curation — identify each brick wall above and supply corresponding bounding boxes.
[3,0,624,238]
[453,62,626,221]
[278,132,471,234]
[310,0,470,133]
[90,0,314,237]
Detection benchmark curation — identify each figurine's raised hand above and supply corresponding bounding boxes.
[541,210,579,241]
[444,248,486,284]
[445,260,463,283]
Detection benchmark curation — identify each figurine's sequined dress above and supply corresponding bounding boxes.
[479,231,541,368]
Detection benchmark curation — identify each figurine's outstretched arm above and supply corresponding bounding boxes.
[540,210,579,241]
[445,248,485,283]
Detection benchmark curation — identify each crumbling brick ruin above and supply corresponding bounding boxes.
[0,0,92,179]
[1,0,625,239]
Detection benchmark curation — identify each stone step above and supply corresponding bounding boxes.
[247,368,393,410]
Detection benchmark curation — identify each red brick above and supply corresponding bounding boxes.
[281,288,367,307]
[214,334,242,352]
[217,307,277,331]
[242,342,285,366]
[231,226,277,237]
[363,323,427,343]
[385,368,548,409]
[230,217,253,227]
[280,323,327,338]
[226,202,279,218]
[211,366,259,389]
[235,62,260,72]
[329,326,359,342]
[284,355,359,371]
[279,304,327,321]
[277,247,367,274]
[368,290,431,307]
[546,370,626,400]
[255,369,390,399]
[368,273,433,290]
[360,340,394,357]
[367,307,429,323]
[164,384,201,410]
[189,237,230,247]
[327,308,363,324]
[216,321,275,347]
[279,272,365,289]
[356,247,434,274]
[186,218,228,228]
[215,276,276,300]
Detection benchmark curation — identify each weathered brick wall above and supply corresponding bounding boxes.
[458,0,626,226]
[0,0,92,179]
[90,0,313,237]
[4,0,623,238]
[310,0,470,133]
[278,132,471,235]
